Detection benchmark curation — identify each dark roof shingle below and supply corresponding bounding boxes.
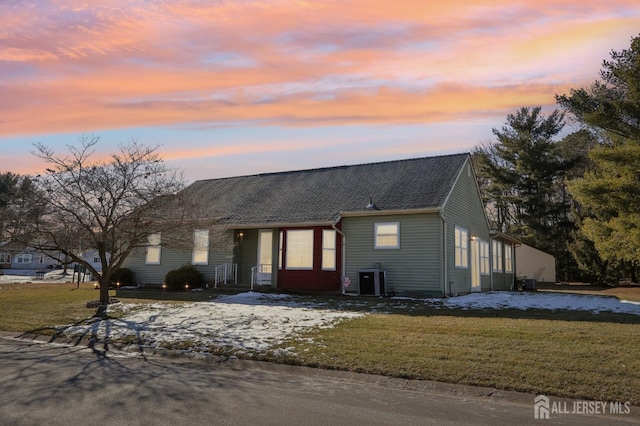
[180,153,469,225]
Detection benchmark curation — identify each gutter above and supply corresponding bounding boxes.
[332,214,347,295]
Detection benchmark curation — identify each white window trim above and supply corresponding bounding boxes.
[145,233,162,265]
[192,229,210,265]
[278,231,283,270]
[374,222,400,249]
[285,229,314,270]
[322,229,336,271]
[504,244,513,273]
[16,254,33,264]
[492,240,503,272]
[480,240,490,275]
[454,226,468,269]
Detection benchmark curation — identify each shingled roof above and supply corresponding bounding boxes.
[180,153,470,226]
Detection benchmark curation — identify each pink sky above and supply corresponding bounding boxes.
[1,1,639,182]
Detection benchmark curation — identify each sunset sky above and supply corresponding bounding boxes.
[1,1,639,183]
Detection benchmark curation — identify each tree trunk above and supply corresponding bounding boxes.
[95,279,110,318]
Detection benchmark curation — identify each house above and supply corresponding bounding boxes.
[0,243,107,278]
[7,248,60,271]
[76,249,108,274]
[123,153,520,297]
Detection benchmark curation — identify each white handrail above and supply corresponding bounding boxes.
[250,264,272,290]
[214,263,238,288]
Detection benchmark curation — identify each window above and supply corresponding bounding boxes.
[192,229,209,265]
[278,231,283,270]
[492,240,503,272]
[504,244,513,273]
[93,257,100,264]
[374,222,399,249]
[0,253,8,264]
[258,229,273,267]
[15,254,33,264]
[454,226,468,268]
[322,229,336,270]
[146,233,161,265]
[286,230,313,269]
[480,240,490,275]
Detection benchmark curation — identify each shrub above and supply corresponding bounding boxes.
[165,265,205,291]
[111,267,135,286]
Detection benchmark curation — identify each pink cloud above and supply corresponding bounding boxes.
[0,0,638,137]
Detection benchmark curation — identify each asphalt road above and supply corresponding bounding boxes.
[0,336,636,426]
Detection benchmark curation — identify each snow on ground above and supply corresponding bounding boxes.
[0,270,74,283]
[57,290,640,356]
[432,291,640,315]
[62,292,364,355]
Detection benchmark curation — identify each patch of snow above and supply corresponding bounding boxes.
[0,272,74,283]
[411,291,640,315]
[62,292,364,353]
[58,290,640,357]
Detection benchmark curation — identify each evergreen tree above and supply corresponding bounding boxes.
[556,34,640,282]
[474,106,577,280]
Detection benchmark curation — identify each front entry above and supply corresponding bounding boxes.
[256,229,273,286]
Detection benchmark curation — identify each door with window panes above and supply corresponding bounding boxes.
[257,230,273,285]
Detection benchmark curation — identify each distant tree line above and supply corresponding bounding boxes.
[474,34,640,284]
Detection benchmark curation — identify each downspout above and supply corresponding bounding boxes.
[332,214,347,295]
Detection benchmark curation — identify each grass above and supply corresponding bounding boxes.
[0,282,173,334]
[0,282,107,334]
[287,313,640,405]
[1,281,639,405]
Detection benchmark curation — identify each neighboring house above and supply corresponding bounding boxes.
[123,153,520,297]
[9,248,60,270]
[516,243,556,283]
[0,250,11,269]
[0,244,107,275]
[76,249,108,274]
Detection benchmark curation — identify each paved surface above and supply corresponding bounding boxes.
[0,334,637,425]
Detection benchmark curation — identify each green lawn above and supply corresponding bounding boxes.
[285,313,639,405]
[1,281,638,405]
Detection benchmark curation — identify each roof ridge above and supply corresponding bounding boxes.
[193,152,470,183]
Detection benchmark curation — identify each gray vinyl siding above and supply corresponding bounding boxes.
[123,228,235,286]
[234,229,258,285]
[442,160,492,295]
[342,213,443,297]
[492,272,513,290]
[492,240,515,290]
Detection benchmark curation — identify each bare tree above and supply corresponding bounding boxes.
[28,135,185,316]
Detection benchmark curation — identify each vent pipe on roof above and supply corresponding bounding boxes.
[365,197,380,210]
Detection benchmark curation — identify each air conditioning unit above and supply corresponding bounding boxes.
[358,269,386,296]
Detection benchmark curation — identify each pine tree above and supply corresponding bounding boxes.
[474,106,577,280]
[556,34,640,282]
